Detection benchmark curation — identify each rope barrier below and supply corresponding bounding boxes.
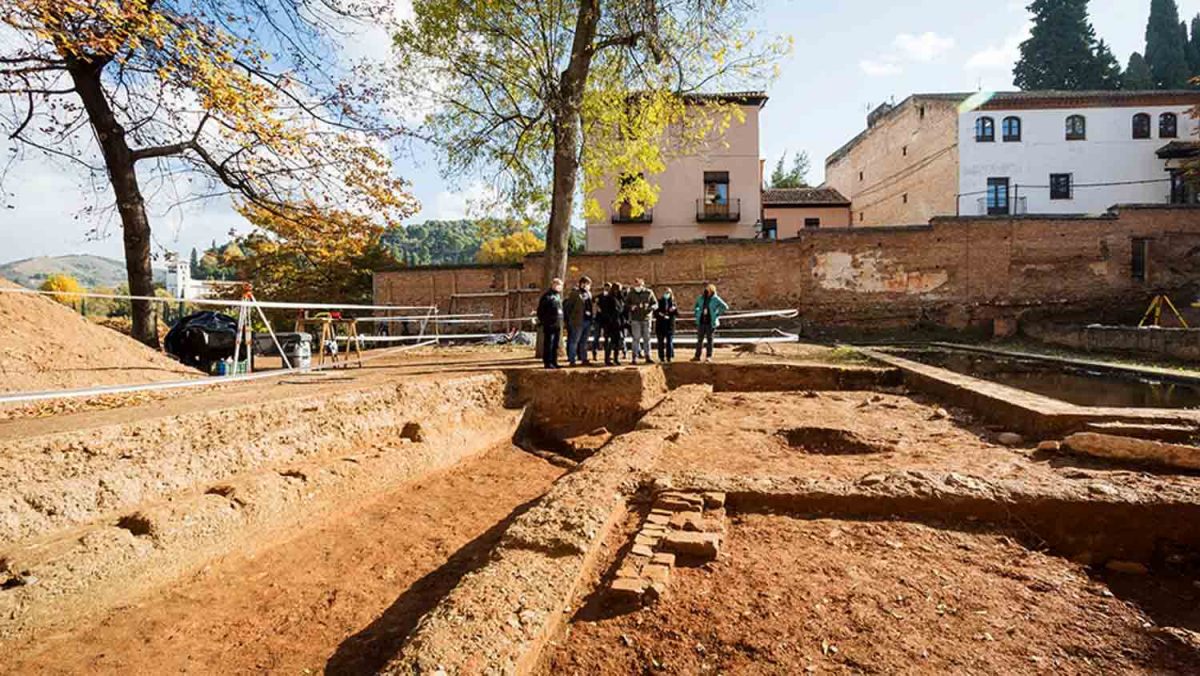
[0,287,436,312]
[0,339,437,406]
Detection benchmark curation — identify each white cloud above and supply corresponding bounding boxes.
[859,58,903,77]
[893,32,955,62]
[429,181,500,221]
[966,22,1031,70]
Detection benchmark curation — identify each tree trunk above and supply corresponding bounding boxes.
[542,0,600,289]
[67,59,160,348]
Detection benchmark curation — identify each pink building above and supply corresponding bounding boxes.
[585,92,769,252]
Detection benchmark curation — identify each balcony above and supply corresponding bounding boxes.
[611,204,653,224]
[696,198,741,222]
[975,196,1027,216]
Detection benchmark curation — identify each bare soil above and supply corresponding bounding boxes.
[544,513,1198,675]
[2,444,563,675]
[656,391,1200,498]
[0,279,199,394]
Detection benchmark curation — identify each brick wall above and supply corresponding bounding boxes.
[825,96,960,227]
[373,205,1200,330]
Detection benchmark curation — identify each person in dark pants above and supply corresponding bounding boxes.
[618,285,632,360]
[536,278,565,369]
[590,283,608,362]
[598,282,625,366]
[563,276,594,366]
[692,283,728,362]
[654,287,679,363]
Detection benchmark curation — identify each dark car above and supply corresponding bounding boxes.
[164,311,238,373]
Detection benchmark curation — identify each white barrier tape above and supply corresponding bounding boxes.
[0,287,436,312]
[355,313,493,322]
[350,330,798,345]
[0,339,437,405]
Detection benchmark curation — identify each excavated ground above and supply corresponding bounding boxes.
[543,513,1198,675]
[4,444,562,674]
[5,344,1200,674]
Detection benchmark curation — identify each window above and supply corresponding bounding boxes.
[902,193,909,204]
[919,105,926,120]
[1160,112,1178,139]
[1131,238,1149,282]
[1171,170,1199,204]
[619,236,644,250]
[804,217,820,229]
[1050,173,1073,200]
[858,211,864,223]
[1132,113,1151,139]
[975,116,995,142]
[902,145,908,157]
[702,171,729,206]
[859,171,864,181]
[1002,116,1021,142]
[761,219,778,240]
[986,177,1010,215]
[1065,114,1086,141]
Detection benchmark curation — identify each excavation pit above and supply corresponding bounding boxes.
[776,425,891,455]
[543,512,1199,674]
[4,345,1200,674]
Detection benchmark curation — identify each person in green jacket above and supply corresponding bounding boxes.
[692,283,728,362]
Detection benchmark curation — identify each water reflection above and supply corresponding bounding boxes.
[893,350,1200,409]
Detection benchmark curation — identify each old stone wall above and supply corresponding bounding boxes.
[373,205,1200,330]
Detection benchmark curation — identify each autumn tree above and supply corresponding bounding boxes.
[392,0,785,290]
[476,230,545,264]
[1,0,415,346]
[234,199,415,304]
[39,272,83,307]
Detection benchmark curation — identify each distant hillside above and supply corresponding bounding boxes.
[0,255,165,288]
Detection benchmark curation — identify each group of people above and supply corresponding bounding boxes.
[535,276,729,369]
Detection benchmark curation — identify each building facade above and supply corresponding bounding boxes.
[826,90,1200,226]
[585,92,768,252]
[959,92,1199,216]
[825,94,962,227]
[761,187,851,237]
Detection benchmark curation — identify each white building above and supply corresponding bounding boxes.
[957,91,1200,216]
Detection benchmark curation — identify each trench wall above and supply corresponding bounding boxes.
[374,205,1200,330]
[1025,322,1200,362]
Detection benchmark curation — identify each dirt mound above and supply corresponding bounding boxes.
[0,279,199,394]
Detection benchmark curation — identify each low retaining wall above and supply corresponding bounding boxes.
[383,385,712,675]
[1026,322,1200,362]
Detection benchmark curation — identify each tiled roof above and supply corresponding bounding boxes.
[1157,140,1200,159]
[762,186,850,206]
[683,91,769,107]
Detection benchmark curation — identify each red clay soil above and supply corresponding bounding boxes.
[2,444,563,675]
[544,513,1198,675]
[0,279,199,394]
[655,391,1200,496]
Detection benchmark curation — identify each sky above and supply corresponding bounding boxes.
[1,0,1197,265]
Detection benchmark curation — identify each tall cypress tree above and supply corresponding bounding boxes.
[1124,52,1156,89]
[1146,0,1191,88]
[1189,15,1200,80]
[1013,0,1114,90]
[1087,39,1123,89]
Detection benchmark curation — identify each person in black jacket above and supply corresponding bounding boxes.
[654,287,679,363]
[597,282,625,366]
[536,278,564,369]
[618,285,632,360]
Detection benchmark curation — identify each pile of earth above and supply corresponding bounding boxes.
[0,278,200,394]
